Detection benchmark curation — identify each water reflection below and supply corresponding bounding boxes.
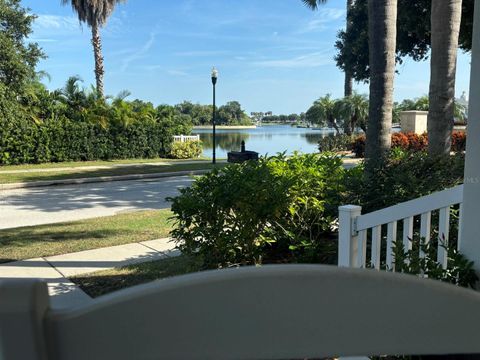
[201,132,250,151]
[193,125,336,158]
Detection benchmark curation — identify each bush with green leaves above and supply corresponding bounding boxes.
[390,237,478,288]
[169,140,202,159]
[169,152,345,269]
[318,134,353,153]
[343,150,464,213]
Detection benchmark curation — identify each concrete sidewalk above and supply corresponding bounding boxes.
[0,238,177,309]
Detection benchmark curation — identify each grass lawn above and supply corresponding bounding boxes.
[0,209,173,263]
[0,157,209,171]
[0,162,225,184]
[71,255,201,298]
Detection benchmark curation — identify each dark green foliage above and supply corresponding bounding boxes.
[0,113,191,165]
[343,151,464,213]
[175,100,253,126]
[169,141,202,159]
[391,237,478,289]
[0,0,44,95]
[169,153,345,269]
[318,134,353,152]
[335,0,474,82]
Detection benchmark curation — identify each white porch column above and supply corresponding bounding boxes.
[460,2,480,272]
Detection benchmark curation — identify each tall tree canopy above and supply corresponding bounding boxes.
[335,0,474,83]
[0,0,44,95]
[61,0,125,97]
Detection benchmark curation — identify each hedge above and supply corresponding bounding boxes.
[352,131,466,158]
[0,116,191,165]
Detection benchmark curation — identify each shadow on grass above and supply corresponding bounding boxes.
[0,225,136,263]
[72,255,200,298]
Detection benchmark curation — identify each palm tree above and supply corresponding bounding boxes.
[302,0,353,96]
[61,0,125,97]
[337,92,369,135]
[365,0,398,162]
[306,94,341,134]
[427,0,463,157]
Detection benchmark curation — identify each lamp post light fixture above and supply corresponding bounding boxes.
[211,67,218,164]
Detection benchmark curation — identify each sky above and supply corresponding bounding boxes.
[22,0,472,115]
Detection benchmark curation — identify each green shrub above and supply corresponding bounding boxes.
[351,135,366,158]
[169,141,202,159]
[318,134,353,152]
[343,150,464,213]
[0,116,192,165]
[169,152,345,269]
[390,237,477,288]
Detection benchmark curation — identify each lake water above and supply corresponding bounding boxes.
[192,125,336,158]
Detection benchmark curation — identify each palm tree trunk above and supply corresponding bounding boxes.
[427,0,462,157]
[328,115,340,134]
[365,0,397,164]
[91,21,105,97]
[344,0,354,97]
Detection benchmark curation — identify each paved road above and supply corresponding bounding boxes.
[0,176,194,230]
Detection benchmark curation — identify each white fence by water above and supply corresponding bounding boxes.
[173,135,200,142]
[338,185,464,270]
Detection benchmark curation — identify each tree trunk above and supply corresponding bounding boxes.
[427,0,462,157]
[328,115,340,135]
[344,0,354,97]
[365,0,397,165]
[91,21,105,98]
[344,72,353,97]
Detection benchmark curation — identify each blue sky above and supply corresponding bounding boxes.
[23,0,472,114]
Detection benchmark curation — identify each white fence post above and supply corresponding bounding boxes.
[338,205,362,267]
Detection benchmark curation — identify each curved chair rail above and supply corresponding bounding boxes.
[1,265,480,360]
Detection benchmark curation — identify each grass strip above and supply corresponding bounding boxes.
[71,255,201,298]
[0,158,209,171]
[0,162,224,184]
[0,209,173,263]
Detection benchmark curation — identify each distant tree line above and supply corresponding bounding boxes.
[259,113,306,123]
[176,100,252,126]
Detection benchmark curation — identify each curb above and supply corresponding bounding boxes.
[0,169,211,191]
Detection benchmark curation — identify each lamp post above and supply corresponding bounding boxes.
[211,67,218,164]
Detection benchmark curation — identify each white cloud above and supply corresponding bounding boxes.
[121,32,157,72]
[298,8,345,33]
[34,15,78,31]
[252,51,333,68]
[167,69,189,76]
[28,38,58,43]
[174,50,230,57]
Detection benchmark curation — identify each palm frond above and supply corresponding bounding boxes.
[302,0,328,10]
[61,0,126,27]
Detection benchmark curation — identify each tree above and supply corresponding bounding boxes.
[306,94,340,134]
[427,0,463,157]
[365,0,397,162]
[0,0,44,96]
[335,0,474,83]
[337,92,369,135]
[61,0,125,97]
[302,0,353,96]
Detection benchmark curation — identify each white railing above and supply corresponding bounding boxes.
[173,135,200,142]
[338,185,464,270]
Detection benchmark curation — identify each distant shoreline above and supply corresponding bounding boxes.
[193,125,257,130]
